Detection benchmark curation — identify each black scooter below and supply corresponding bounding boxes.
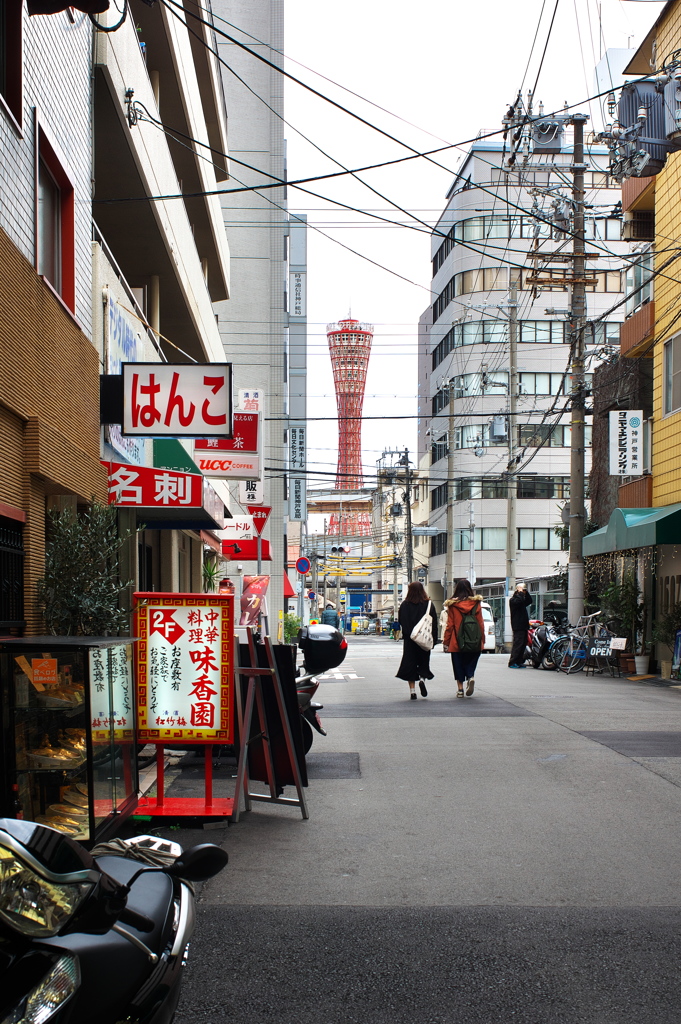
[530,609,569,670]
[0,818,228,1024]
[296,624,348,753]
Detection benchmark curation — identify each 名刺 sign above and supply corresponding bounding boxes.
[103,461,203,508]
[247,505,271,535]
[134,594,234,744]
[122,364,232,437]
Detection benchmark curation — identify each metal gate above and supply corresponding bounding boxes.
[0,520,25,632]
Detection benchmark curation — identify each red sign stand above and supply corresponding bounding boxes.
[133,592,236,820]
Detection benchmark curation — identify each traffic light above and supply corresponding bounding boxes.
[331,545,351,554]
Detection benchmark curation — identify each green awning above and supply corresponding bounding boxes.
[583,503,681,556]
[152,439,201,474]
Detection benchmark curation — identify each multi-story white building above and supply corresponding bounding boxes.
[213,0,306,625]
[418,137,629,630]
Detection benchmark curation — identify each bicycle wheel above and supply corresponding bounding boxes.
[548,636,569,667]
[556,638,587,674]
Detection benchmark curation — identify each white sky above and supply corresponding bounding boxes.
[282,0,663,512]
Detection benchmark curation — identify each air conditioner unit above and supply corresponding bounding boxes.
[622,211,654,241]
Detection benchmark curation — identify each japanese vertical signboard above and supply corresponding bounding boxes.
[289,271,306,318]
[609,410,643,476]
[106,297,146,465]
[289,422,307,521]
[89,644,135,742]
[134,594,234,744]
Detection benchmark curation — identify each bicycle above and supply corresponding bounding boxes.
[550,612,613,674]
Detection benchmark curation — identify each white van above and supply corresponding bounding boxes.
[480,602,497,652]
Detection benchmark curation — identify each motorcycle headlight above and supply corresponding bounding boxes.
[0,847,92,938]
[1,954,80,1024]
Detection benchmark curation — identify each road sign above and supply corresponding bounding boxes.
[247,505,271,535]
[307,590,316,600]
[296,556,311,574]
[412,526,439,536]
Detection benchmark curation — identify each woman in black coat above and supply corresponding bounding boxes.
[395,581,439,699]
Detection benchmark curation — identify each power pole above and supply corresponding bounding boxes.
[468,501,476,587]
[403,447,414,581]
[505,281,518,645]
[568,114,588,625]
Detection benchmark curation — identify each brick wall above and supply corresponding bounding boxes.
[0,227,106,632]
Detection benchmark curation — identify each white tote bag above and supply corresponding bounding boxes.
[410,600,434,651]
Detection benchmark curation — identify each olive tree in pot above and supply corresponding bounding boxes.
[37,500,135,636]
[652,602,681,679]
[601,571,648,673]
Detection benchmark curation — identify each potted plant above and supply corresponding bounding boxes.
[652,602,681,678]
[601,571,646,674]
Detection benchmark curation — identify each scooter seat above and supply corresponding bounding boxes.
[94,855,175,952]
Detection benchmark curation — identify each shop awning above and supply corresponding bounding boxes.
[283,574,296,598]
[583,503,681,556]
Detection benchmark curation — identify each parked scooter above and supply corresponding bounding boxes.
[530,609,570,670]
[0,818,228,1024]
[296,624,348,753]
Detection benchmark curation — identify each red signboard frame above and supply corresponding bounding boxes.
[134,592,236,819]
[134,592,234,744]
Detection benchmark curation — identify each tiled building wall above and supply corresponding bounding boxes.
[0,8,93,335]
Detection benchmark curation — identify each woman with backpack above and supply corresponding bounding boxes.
[442,579,485,697]
[396,581,439,700]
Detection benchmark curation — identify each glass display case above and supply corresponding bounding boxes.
[0,637,138,845]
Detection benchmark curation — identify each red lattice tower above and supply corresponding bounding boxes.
[326,318,373,490]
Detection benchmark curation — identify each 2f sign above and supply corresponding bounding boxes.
[122,364,232,437]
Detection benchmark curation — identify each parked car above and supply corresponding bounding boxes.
[481,602,497,652]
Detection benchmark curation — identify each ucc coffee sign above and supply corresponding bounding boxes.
[195,411,260,479]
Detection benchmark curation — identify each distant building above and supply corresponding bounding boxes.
[419,136,629,631]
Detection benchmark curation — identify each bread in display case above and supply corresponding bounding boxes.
[0,637,138,845]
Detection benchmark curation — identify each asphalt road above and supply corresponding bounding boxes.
[168,642,681,1022]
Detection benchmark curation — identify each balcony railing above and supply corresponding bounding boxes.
[621,300,655,358]
[618,476,652,508]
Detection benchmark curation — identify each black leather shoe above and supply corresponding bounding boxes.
[410,692,417,700]
[419,681,428,697]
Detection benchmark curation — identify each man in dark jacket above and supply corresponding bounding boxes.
[508,583,533,668]
[321,603,340,628]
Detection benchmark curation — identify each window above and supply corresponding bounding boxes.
[453,424,490,449]
[664,335,681,415]
[431,435,448,465]
[0,0,22,127]
[430,483,448,510]
[518,528,562,550]
[431,388,450,416]
[520,321,566,344]
[518,424,592,448]
[430,532,448,557]
[36,126,75,311]
[454,370,508,398]
[625,248,653,317]
[455,527,507,550]
[518,372,565,396]
[454,477,508,500]
[517,476,570,499]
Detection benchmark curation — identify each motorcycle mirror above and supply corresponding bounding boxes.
[166,844,228,881]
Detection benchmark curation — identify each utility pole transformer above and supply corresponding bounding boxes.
[568,114,588,625]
